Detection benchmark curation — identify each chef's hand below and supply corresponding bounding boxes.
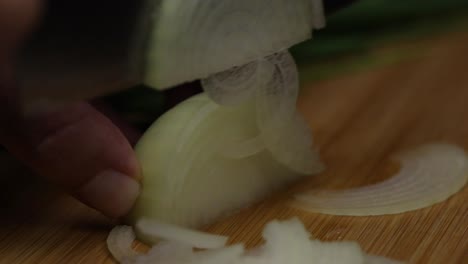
[0,0,141,219]
[0,0,355,219]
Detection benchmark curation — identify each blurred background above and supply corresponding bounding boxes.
[292,0,468,81]
[100,0,468,131]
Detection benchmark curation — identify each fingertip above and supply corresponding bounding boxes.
[2,102,142,217]
[76,170,140,218]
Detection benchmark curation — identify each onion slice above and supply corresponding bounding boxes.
[142,0,316,89]
[294,143,468,216]
[129,93,322,228]
[222,136,265,159]
[201,61,261,106]
[260,218,365,264]
[135,218,228,249]
[108,218,401,264]
[107,226,138,262]
[255,51,324,174]
[202,50,323,174]
[255,51,299,126]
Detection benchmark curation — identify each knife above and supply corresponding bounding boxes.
[17,0,355,110]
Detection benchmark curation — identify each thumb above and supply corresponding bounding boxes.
[1,93,141,218]
[1,0,141,219]
[1,61,141,219]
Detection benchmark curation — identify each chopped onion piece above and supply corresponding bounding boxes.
[255,51,324,174]
[256,51,299,126]
[136,218,228,249]
[129,93,322,228]
[260,218,365,264]
[222,136,265,159]
[201,61,261,106]
[202,50,322,173]
[107,226,138,262]
[261,111,325,174]
[294,143,468,216]
[108,218,401,264]
[147,241,193,257]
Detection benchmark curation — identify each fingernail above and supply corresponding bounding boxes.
[77,170,140,218]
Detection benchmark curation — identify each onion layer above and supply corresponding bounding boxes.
[201,61,261,106]
[202,51,324,174]
[254,52,323,175]
[294,143,468,216]
[129,93,323,228]
[135,218,228,249]
[142,0,316,89]
[107,226,138,262]
[108,218,402,263]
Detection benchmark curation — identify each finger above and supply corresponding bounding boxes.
[1,62,141,218]
[91,99,142,146]
[1,0,140,219]
[1,54,141,218]
[1,98,141,218]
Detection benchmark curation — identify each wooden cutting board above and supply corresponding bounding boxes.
[1,30,467,264]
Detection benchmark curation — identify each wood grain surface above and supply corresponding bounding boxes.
[1,30,468,264]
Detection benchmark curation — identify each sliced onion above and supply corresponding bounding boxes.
[260,111,325,175]
[107,226,138,262]
[255,51,324,174]
[294,143,468,216]
[202,49,322,173]
[108,218,401,264]
[260,218,366,264]
[166,101,219,196]
[221,136,265,159]
[256,51,299,125]
[129,93,322,228]
[142,0,317,89]
[147,241,193,258]
[201,61,261,106]
[136,218,228,249]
